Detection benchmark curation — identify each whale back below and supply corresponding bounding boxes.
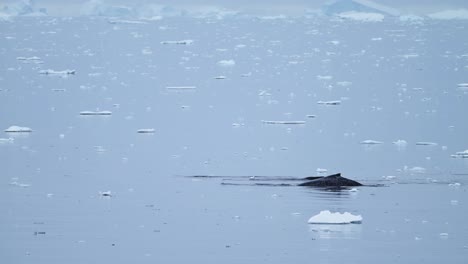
[298,173,362,187]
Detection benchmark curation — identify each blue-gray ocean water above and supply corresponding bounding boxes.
[1,16,468,263]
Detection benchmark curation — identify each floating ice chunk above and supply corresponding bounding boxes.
[306,114,316,118]
[439,233,449,239]
[262,120,306,125]
[337,12,385,22]
[137,128,155,134]
[316,168,328,174]
[5,126,32,133]
[428,9,468,20]
[0,138,14,143]
[217,60,235,66]
[240,72,252,77]
[448,182,461,187]
[404,166,426,174]
[316,75,333,80]
[16,56,42,63]
[165,86,196,90]
[214,76,226,79]
[108,19,147,24]
[99,191,112,197]
[317,100,341,105]
[360,140,383,145]
[416,142,438,146]
[79,110,112,116]
[160,40,193,45]
[393,139,407,146]
[308,210,363,224]
[458,83,468,88]
[451,150,468,158]
[39,69,76,76]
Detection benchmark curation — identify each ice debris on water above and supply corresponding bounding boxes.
[214,76,226,79]
[360,140,383,145]
[262,120,306,125]
[217,60,235,66]
[393,139,408,147]
[99,191,112,197]
[137,128,155,134]
[308,210,363,224]
[4,126,33,133]
[160,40,193,45]
[165,86,196,90]
[79,110,112,116]
[416,142,438,146]
[39,69,76,76]
[451,150,468,158]
[317,100,341,105]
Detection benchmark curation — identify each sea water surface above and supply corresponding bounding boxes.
[1,16,468,263]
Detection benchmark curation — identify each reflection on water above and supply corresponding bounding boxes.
[309,224,363,240]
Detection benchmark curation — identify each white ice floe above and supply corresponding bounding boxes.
[79,110,112,116]
[16,56,42,63]
[316,75,333,80]
[99,191,112,197]
[337,12,385,22]
[393,139,407,146]
[39,69,76,76]
[4,126,33,133]
[316,168,328,174]
[214,76,226,79]
[137,128,155,133]
[165,86,196,90]
[317,100,341,105]
[360,140,383,145]
[416,142,438,146]
[451,150,468,158]
[108,19,147,24]
[160,40,193,45]
[262,120,306,125]
[308,210,363,224]
[404,166,426,174]
[217,60,235,66]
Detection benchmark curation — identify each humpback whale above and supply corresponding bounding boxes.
[298,173,363,187]
[187,173,364,188]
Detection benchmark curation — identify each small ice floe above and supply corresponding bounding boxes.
[316,75,333,80]
[99,191,112,197]
[79,110,112,116]
[4,126,33,133]
[360,140,383,145]
[451,150,468,158]
[450,200,459,205]
[308,210,362,224]
[448,182,461,187]
[439,233,449,239]
[0,138,14,144]
[214,76,226,79]
[240,72,252,77]
[382,175,397,180]
[137,128,155,134]
[404,166,426,174]
[393,139,408,147]
[457,83,468,90]
[16,56,43,64]
[108,19,147,24]
[416,142,438,146]
[317,100,341,105]
[39,69,76,76]
[165,86,196,90]
[349,188,359,193]
[262,120,306,125]
[9,181,31,188]
[217,60,235,66]
[160,40,193,45]
[94,146,106,153]
[306,114,316,118]
[316,168,328,174]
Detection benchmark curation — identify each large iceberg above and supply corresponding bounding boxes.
[308,210,363,224]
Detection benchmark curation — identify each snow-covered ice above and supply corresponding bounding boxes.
[4,126,33,133]
[451,150,468,158]
[360,140,383,145]
[308,210,363,224]
[262,120,306,125]
[79,110,112,116]
[137,129,155,134]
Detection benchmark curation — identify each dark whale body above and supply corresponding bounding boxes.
[299,173,362,187]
